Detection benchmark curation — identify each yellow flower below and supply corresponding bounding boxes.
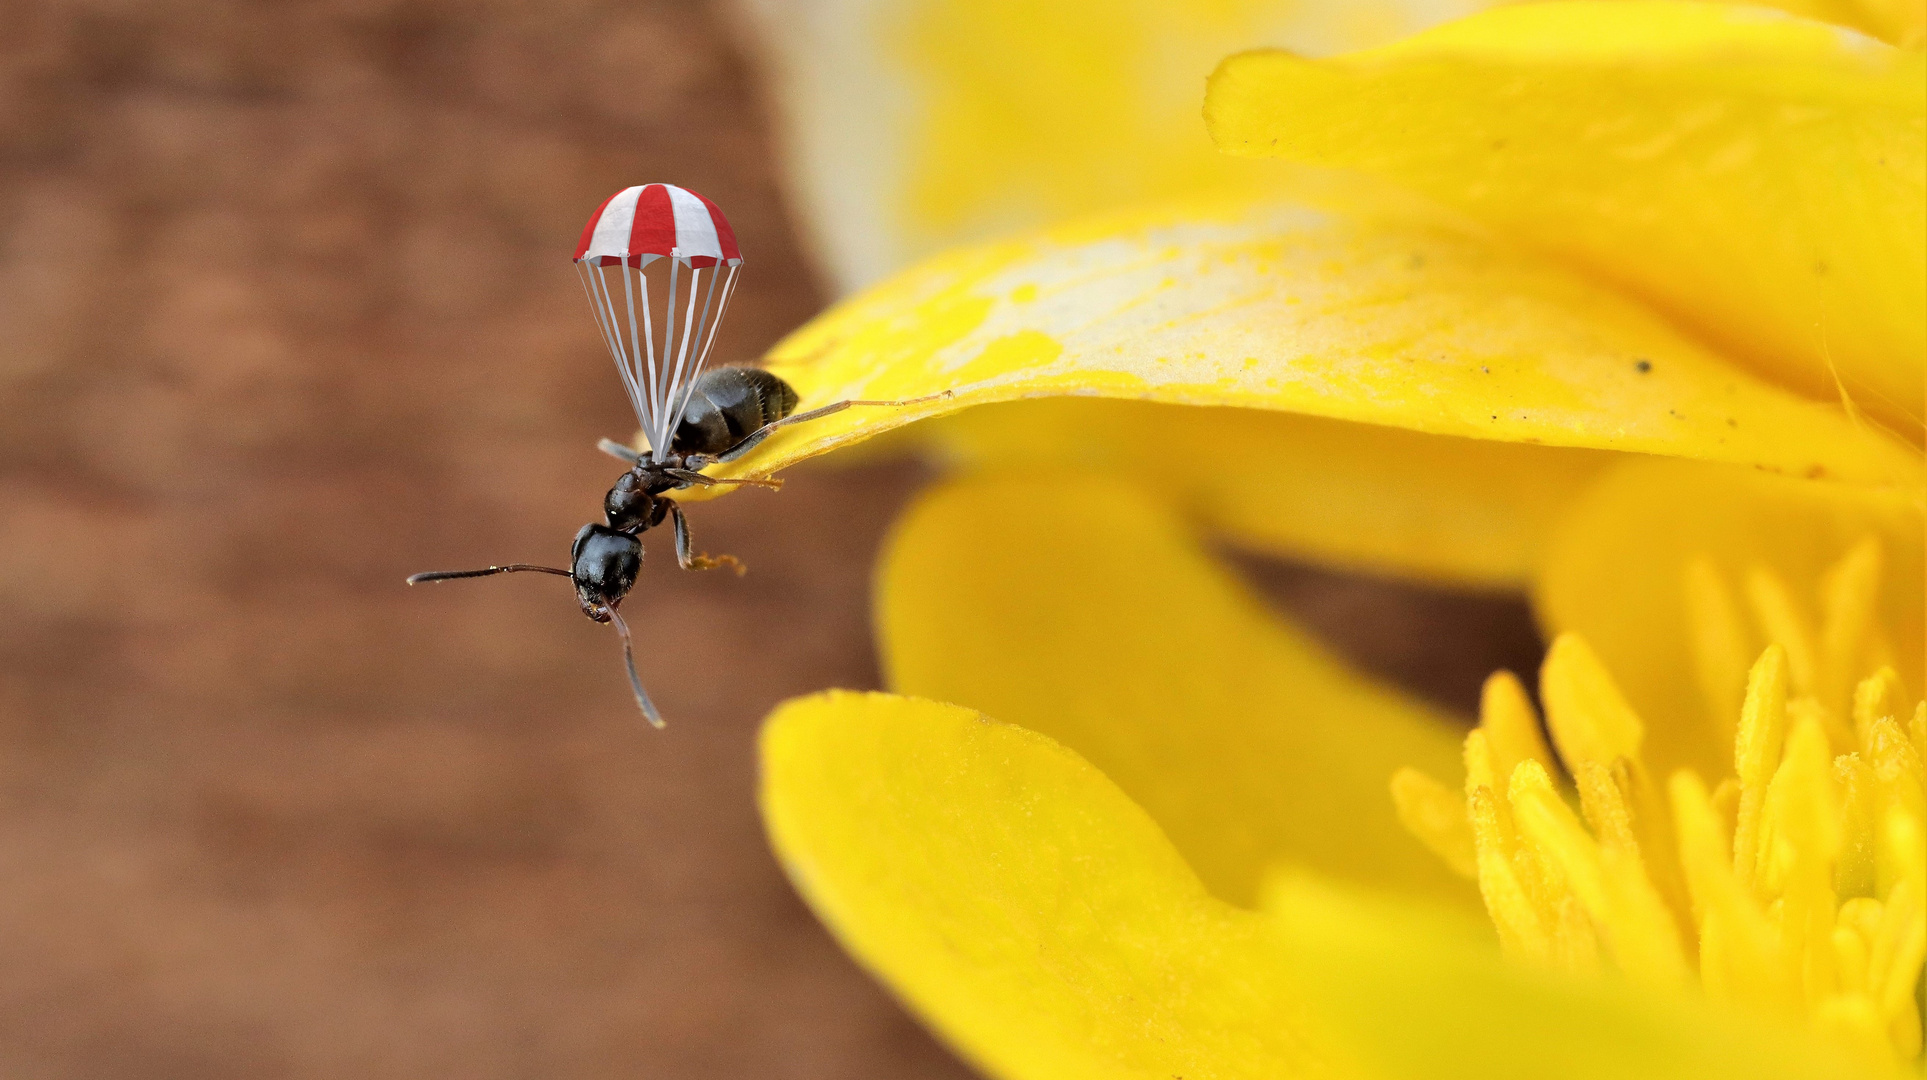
[762,470,1923,1078]
[719,2,1926,1076]
[714,0,1925,774]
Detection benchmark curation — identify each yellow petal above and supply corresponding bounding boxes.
[1206,1,1927,434]
[1261,871,1889,1080]
[735,0,1496,292]
[1740,0,1926,46]
[917,398,1609,588]
[877,471,1472,906]
[759,690,1319,1080]
[1535,457,1924,783]
[715,197,1917,491]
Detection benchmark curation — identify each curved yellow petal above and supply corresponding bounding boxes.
[1262,873,1890,1080]
[1734,0,1927,45]
[1207,1,1927,434]
[734,0,1495,293]
[1534,457,1925,782]
[877,471,1474,906]
[760,691,1320,1080]
[715,197,1917,490]
[918,398,1610,588]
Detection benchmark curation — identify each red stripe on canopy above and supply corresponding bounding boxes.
[629,184,677,267]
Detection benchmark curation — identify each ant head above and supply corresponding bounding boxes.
[405,525,662,727]
[570,523,642,621]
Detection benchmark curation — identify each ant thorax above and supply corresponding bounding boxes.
[603,467,672,534]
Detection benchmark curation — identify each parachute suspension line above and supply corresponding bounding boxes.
[667,263,721,439]
[597,265,647,432]
[657,257,682,454]
[663,266,700,448]
[573,262,621,389]
[584,265,629,408]
[577,261,647,433]
[636,262,657,449]
[619,260,652,442]
[677,263,737,430]
[691,264,739,397]
[596,263,651,440]
[682,260,732,428]
[570,259,741,457]
[672,265,717,429]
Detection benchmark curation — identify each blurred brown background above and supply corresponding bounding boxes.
[0,2,1538,1076]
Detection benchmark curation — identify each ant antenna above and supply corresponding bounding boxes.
[607,607,665,728]
[406,564,572,585]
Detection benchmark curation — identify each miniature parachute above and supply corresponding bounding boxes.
[574,184,743,456]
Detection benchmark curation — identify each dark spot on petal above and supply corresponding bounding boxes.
[1634,359,1652,373]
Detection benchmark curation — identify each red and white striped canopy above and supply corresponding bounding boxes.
[574,184,741,269]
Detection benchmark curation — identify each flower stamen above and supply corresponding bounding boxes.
[1394,540,1926,1062]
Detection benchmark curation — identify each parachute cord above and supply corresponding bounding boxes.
[619,259,653,441]
[577,261,648,432]
[667,260,726,438]
[657,257,681,455]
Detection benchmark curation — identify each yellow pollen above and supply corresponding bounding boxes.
[1391,540,1927,1063]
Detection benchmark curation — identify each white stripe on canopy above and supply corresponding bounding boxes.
[584,186,644,264]
[666,185,722,262]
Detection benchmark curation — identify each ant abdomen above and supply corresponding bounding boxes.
[672,368,799,458]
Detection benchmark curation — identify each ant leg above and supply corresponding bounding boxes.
[699,390,955,465]
[669,503,745,575]
[662,468,782,491]
[597,438,648,466]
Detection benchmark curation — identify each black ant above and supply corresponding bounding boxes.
[408,365,944,727]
